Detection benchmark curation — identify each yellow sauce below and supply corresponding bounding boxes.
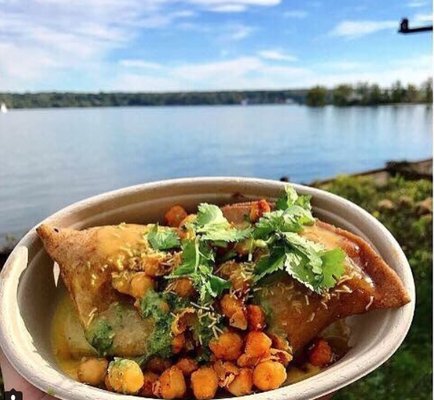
[51,294,96,379]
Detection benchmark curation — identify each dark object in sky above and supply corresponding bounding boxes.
[399,18,433,34]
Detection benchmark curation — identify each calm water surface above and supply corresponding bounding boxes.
[0,104,432,245]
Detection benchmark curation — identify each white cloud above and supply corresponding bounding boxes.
[407,0,428,8]
[258,50,297,62]
[414,13,433,22]
[218,24,255,40]
[109,54,431,92]
[119,60,162,69]
[208,4,247,12]
[330,20,397,39]
[283,10,308,18]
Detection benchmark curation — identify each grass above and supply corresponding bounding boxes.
[0,174,431,399]
[316,175,432,400]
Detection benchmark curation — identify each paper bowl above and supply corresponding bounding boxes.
[0,177,415,400]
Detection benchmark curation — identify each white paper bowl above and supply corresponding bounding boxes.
[0,177,415,400]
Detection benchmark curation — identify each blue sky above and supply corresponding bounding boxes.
[0,0,432,91]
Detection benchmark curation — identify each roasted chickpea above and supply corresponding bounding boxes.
[156,366,186,400]
[170,278,195,298]
[249,199,271,222]
[253,360,287,391]
[308,339,333,367]
[245,331,272,358]
[107,359,144,394]
[171,333,186,354]
[237,353,261,368]
[270,348,293,366]
[191,367,219,400]
[142,254,171,277]
[227,368,253,396]
[178,214,197,240]
[220,294,247,330]
[209,332,243,361]
[247,305,266,331]
[130,272,154,298]
[146,357,172,374]
[77,358,108,386]
[140,371,159,397]
[213,360,239,387]
[175,358,199,376]
[165,205,188,227]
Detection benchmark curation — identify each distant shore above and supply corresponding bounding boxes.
[0,79,431,109]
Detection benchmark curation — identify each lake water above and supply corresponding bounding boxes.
[0,104,432,246]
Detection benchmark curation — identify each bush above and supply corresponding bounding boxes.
[318,175,432,400]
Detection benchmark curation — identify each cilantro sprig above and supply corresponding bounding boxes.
[167,203,252,303]
[252,185,346,294]
[194,204,252,242]
[168,238,231,303]
[147,224,180,251]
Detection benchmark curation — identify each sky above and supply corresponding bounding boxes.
[0,0,432,92]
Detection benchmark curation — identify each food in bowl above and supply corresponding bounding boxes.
[37,185,410,399]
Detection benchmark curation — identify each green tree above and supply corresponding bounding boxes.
[405,84,419,103]
[305,86,328,107]
[390,80,406,103]
[367,84,384,105]
[332,84,353,106]
[421,78,432,103]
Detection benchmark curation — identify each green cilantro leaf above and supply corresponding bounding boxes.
[252,185,346,293]
[276,185,313,211]
[195,203,252,242]
[254,246,286,281]
[320,248,346,289]
[147,224,180,251]
[284,251,319,292]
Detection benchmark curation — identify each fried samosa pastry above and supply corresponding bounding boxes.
[37,223,176,356]
[221,201,410,351]
[38,196,410,361]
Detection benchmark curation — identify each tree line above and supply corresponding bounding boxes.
[306,79,432,107]
[0,80,431,109]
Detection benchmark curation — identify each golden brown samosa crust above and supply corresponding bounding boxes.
[222,201,411,351]
[37,224,119,326]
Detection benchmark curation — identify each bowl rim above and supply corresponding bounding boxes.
[0,177,415,400]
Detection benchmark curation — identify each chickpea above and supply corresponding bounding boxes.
[220,294,247,330]
[213,360,239,386]
[308,339,333,367]
[130,272,154,298]
[249,199,271,222]
[191,367,219,400]
[209,332,243,361]
[142,254,171,277]
[171,333,186,354]
[77,358,108,386]
[270,348,293,367]
[175,358,198,376]
[156,366,186,400]
[245,331,272,358]
[140,371,159,397]
[227,368,253,396]
[178,214,197,240]
[268,333,291,352]
[247,305,266,331]
[107,359,144,394]
[253,360,287,391]
[165,205,188,227]
[237,353,261,368]
[170,278,195,298]
[146,357,172,374]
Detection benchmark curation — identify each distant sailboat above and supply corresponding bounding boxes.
[0,103,7,113]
